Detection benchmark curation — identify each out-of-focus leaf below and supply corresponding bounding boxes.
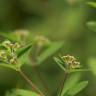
[0,63,18,71]
[87,21,96,32]
[64,81,88,96]
[88,57,96,75]
[0,32,19,42]
[5,89,40,96]
[87,2,96,8]
[18,44,33,66]
[17,43,32,58]
[68,69,90,73]
[37,41,64,64]
[0,45,7,50]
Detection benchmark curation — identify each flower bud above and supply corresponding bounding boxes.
[34,35,50,47]
[14,29,29,39]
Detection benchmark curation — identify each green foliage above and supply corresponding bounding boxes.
[87,2,96,33]
[87,2,96,8]
[0,40,32,71]
[16,43,33,68]
[53,56,66,71]
[60,74,80,96]
[0,32,19,42]
[87,22,96,32]
[64,81,88,96]
[0,36,89,96]
[37,41,64,64]
[87,1,96,77]
[0,0,94,96]
[54,55,89,96]
[5,89,39,96]
[17,43,32,58]
[0,63,18,71]
[88,57,96,75]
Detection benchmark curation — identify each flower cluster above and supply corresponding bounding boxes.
[61,55,80,69]
[0,40,20,65]
[34,35,50,47]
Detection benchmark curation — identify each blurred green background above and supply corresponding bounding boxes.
[0,0,96,96]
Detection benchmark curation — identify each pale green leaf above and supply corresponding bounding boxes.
[87,2,96,8]
[5,89,40,96]
[0,32,19,42]
[88,57,96,75]
[68,69,90,73]
[87,21,96,32]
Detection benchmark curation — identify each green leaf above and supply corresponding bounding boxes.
[37,41,64,64]
[0,45,7,50]
[87,21,96,32]
[68,69,91,73]
[87,2,96,8]
[65,81,88,96]
[88,57,96,75]
[0,32,19,42]
[17,43,32,58]
[5,89,40,96]
[18,44,33,66]
[53,57,66,71]
[60,74,80,96]
[0,63,18,71]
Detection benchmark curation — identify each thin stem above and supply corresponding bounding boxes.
[31,45,51,95]
[59,72,68,96]
[32,66,51,96]
[19,70,44,96]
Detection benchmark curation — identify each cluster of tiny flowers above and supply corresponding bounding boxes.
[0,40,20,64]
[34,35,50,47]
[2,40,20,52]
[61,55,80,69]
[0,51,7,62]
